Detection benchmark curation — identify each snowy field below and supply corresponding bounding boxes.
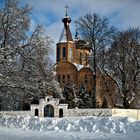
[0,115,140,140]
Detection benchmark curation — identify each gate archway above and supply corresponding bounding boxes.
[44,105,54,117]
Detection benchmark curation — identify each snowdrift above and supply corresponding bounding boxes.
[0,115,140,134]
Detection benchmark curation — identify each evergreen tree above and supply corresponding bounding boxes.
[61,84,76,109]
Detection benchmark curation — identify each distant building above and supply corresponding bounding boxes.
[54,12,116,108]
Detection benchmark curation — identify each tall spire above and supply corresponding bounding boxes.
[59,6,73,42]
[74,20,80,40]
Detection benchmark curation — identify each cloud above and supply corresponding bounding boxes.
[23,0,140,62]
[25,0,140,30]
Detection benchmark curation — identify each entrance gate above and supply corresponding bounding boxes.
[44,105,54,117]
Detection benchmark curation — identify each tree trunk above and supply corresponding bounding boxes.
[93,49,96,108]
[123,97,130,109]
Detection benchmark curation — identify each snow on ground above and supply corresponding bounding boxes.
[0,115,140,140]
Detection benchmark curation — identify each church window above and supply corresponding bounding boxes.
[80,52,82,64]
[84,75,88,83]
[89,91,91,94]
[67,74,70,80]
[63,47,66,58]
[57,47,60,61]
[58,75,60,83]
[63,75,65,83]
[85,53,88,65]
[69,48,72,61]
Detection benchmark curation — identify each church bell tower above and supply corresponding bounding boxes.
[56,6,76,63]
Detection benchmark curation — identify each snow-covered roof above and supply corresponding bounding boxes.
[73,63,90,71]
[58,15,73,43]
[73,63,84,71]
[75,39,90,50]
[59,27,67,43]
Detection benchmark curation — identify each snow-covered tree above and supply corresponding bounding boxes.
[0,0,60,110]
[99,28,140,108]
[77,13,116,107]
[60,84,76,109]
[76,85,93,108]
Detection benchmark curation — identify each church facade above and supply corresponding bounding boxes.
[54,12,115,107]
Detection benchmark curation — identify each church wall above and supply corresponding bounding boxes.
[56,42,76,63]
[30,97,140,121]
[0,109,140,121]
[0,111,30,116]
[66,108,112,117]
[112,109,140,121]
[56,62,78,86]
[78,68,94,94]
[56,42,68,62]
[96,74,116,108]
[75,48,90,65]
[30,99,140,120]
[67,42,76,63]
[1,96,140,121]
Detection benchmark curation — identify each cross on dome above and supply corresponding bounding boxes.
[65,5,68,16]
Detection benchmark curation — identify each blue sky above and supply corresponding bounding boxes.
[1,0,140,62]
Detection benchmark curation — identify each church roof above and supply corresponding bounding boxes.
[59,15,73,43]
[73,63,84,71]
[75,39,91,50]
[73,63,91,71]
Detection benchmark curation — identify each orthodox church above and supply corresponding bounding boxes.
[54,10,115,107]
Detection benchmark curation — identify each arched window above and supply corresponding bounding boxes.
[63,75,65,83]
[80,52,82,64]
[69,48,72,61]
[58,75,60,83]
[89,91,91,95]
[67,75,70,84]
[67,75,70,80]
[84,75,88,83]
[57,47,60,61]
[35,109,39,116]
[85,53,88,65]
[63,47,66,58]
[59,109,63,118]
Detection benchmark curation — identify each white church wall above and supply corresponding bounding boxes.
[0,109,140,121]
[30,96,140,120]
[138,110,140,121]
[0,111,30,116]
[1,96,140,120]
[112,109,140,121]
[66,108,112,117]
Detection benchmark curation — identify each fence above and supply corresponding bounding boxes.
[0,111,30,116]
[0,109,140,121]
